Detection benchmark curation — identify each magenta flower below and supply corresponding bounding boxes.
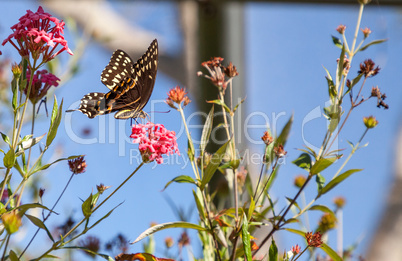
[25,68,60,104]
[2,6,73,64]
[131,123,180,164]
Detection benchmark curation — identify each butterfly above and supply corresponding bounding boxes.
[67,39,158,119]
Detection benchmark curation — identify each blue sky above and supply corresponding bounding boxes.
[0,1,401,260]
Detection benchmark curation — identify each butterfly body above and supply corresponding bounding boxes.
[68,39,158,119]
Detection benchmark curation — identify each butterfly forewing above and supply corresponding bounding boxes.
[100,49,135,90]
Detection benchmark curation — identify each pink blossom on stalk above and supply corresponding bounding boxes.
[25,68,60,104]
[2,6,73,63]
[130,123,179,164]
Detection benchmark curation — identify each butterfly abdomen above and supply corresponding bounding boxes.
[77,92,107,118]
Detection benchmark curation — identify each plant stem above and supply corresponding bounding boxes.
[1,234,10,261]
[254,174,312,257]
[20,173,75,258]
[34,162,145,260]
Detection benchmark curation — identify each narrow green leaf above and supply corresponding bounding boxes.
[200,140,230,190]
[233,97,246,114]
[308,205,335,217]
[331,35,342,48]
[12,78,18,111]
[62,246,114,261]
[241,213,252,261]
[3,149,16,169]
[321,243,343,261]
[88,203,123,231]
[200,106,214,153]
[25,214,54,242]
[31,155,83,175]
[46,97,63,147]
[82,193,93,218]
[21,133,46,150]
[192,190,206,220]
[319,169,363,196]
[284,228,305,237]
[310,156,338,175]
[207,99,231,113]
[292,153,311,171]
[16,203,57,216]
[275,114,293,147]
[358,39,387,52]
[286,197,301,212]
[8,250,19,261]
[316,173,325,191]
[187,139,194,162]
[248,197,255,220]
[269,238,278,261]
[336,45,346,89]
[132,221,208,244]
[348,73,363,90]
[163,175,197,191]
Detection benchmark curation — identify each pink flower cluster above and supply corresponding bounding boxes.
[131,123,179,164]
[26,68,60,104]
[2,6,73,63]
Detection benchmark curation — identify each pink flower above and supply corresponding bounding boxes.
[25,68,60,104]
[2,6,73,63]
[131,123,180,164]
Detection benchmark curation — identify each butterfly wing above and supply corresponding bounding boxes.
[100,49,135,90]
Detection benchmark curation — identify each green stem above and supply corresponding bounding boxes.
[178,105,200,181]
[20,173,75,259]
[34,162,145,260]
[1,234,10,261]
[350,4,364,61]
[293,246,309,261]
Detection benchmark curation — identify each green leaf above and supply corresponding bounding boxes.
[46,97,63,147]
[248,197,255,220]
[316,173,325,191]
[0,132,11,146]
[318,169,363,196]
[187,139,194,162]
[163,175,197,191]
[310,156,338,175]
[88,202,123,231]
[269,238,278,261]
[358,39,387,52]
[286,197,301,212]
[336,45,346,89]
[25,214,54,242]
[348,73,363,90]
[331,35,342,48]
[284,228,305,237]
[132,221,208,244]
[12,78,18,111]
[321,243,343,261]
[308,205,335,217]
[82,193,93,218]
[16,133,46,156]
[3,149,16,169]
[275,114,293,147]
[233,97,246,114]
[62,246,114,261]
[241,213,252,261]
[292,153,311,171]
[200,106,214,153]
[8,250,19,261]
[16,203,57,216]
[206,99,231,113]
[193,190,206,220]
[31,155,83,175]
[200,140,230,190]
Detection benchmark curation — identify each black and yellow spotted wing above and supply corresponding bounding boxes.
[67,39,158,119]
